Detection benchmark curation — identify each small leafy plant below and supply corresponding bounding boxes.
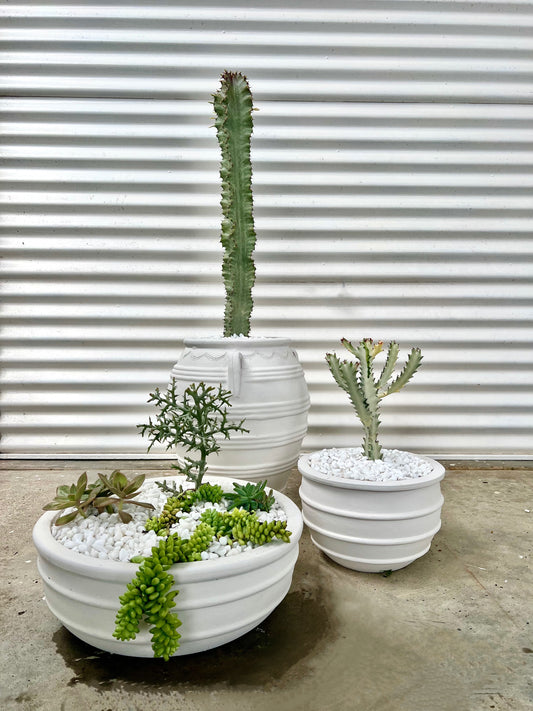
[43,471,154,525]
[138,379,248,489]
[326,338,423,460]
[225,480,276,512]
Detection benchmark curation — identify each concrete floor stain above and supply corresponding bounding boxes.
[53,589,332,692]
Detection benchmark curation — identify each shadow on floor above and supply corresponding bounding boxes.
[54,588,334,692]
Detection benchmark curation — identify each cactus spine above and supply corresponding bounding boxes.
[213,71,257,337]
[326,338,423,460]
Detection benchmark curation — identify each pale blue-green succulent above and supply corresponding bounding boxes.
[326,338,423,460]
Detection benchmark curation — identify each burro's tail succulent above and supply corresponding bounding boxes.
[326,338,423,460]
[213,71,257,337]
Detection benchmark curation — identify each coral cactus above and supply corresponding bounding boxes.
[213,71,257,337]
[326,338,423,460]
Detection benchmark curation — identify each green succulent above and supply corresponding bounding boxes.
[144,483,225,536]
[43,471,155,526]
[230,516,291,546]
[224,480,275,512]
[193,483,224,504]
[113,522,215,660]
[94,471,155,524]
[199,508,291,545]
[42,472,104,526]
[144,496,184,536]
[116,502,292,660]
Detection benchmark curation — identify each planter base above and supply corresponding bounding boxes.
[308,534,432,573]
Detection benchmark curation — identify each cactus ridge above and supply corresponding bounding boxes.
[213,71,257,337]
[326,338,423,460]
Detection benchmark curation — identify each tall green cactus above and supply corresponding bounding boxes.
[326,338,423,460]
[213,71,257,337]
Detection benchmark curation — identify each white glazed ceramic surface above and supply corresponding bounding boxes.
[171,337,310,490]
[298,451,445,573]
[33,476,303,657]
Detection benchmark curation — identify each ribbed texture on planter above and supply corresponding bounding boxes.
[298,452,445,573]
[171,337,310,490]
[33,476,303,657]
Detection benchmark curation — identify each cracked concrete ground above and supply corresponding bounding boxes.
[1,460,532,711]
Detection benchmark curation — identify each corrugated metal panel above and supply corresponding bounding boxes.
[1,0,533,457]
[2,0,533,102]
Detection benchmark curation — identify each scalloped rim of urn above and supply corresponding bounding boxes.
[183,336,291,349]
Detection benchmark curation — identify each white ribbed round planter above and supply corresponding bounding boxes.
[298,452,445,573]
[33,476,303,657]
[171,337,310,490]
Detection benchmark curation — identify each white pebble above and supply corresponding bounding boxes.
[51,477,288,562]
[307,448,434,482]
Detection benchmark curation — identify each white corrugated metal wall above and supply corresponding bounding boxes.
[1,0,533,457]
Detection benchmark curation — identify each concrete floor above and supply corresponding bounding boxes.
[1,460,532,711]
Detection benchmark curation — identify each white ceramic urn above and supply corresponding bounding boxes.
[33,476,303,657]
[298,451,445,573]
[171,337,310,490]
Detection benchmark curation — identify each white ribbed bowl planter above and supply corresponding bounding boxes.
[171,337,310,490]
[33,476,303,657]
[298,452,445,573]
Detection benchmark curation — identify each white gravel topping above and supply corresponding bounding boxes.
[307,448,434,482]
[51,478,287,562]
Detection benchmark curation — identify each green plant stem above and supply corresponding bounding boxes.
[213,71,257,337]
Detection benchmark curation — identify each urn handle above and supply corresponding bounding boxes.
[227,350,243,397]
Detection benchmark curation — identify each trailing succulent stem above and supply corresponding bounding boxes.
[213,71,257,337]
[199,508,291,545]
[326,338,423,460]
[138,379,248,489]
[114,504,291,659]
[113,523,215,660]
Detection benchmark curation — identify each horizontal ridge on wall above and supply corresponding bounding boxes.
[1,0,533,103]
